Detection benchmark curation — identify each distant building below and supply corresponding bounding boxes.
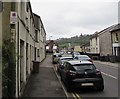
[46,40,58,53]
[90,24,120,61]
[33,13,46,62]
[74,45,82,52]
[81,43,90,53]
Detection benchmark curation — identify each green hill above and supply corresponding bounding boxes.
[55,34,91,49]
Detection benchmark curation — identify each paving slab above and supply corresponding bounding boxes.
[22,55,67,98]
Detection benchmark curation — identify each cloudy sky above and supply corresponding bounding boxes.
[30,0,119,40]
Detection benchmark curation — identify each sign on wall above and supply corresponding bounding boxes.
[10,11,17,24]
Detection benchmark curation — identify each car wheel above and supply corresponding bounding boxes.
[66,84,72,92]
[96,84,104,91]
[60,73,63,81]
[64,81,72,92]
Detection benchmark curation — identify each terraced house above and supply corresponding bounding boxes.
[110,24,120,62]
[90,24,120,62]
[2,1,46,98]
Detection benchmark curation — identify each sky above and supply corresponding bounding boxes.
[30,0,119,40]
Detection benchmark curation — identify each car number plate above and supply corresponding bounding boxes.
[81,83,94,86]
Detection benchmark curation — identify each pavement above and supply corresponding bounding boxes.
[21,55,119,98]
[22,55,67,98]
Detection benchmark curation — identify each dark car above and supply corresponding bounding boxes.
[56,56,73,73]
[59,60,104,92]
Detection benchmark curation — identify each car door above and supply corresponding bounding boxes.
[62,62,70,81]
[60,62,66,80]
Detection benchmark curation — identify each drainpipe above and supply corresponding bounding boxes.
[17,21,20,97]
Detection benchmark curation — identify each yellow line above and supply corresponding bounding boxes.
[74,92,81,99]
[72,93,77,99]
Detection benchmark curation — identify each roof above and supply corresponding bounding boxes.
[90,24,118,39]
[98,24,117,35]
[46,40,58,46]
[67,60,93,65]
[110,24,120,32]
[90,32,99,39]
[81,42,90,47]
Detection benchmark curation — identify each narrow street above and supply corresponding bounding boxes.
[22,55,67,98]
[75,61,118,99]
[22,55,119,99]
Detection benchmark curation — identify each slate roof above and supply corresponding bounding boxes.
[90,24,119,39]
[110,24,120,32]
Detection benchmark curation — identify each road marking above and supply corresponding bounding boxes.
[53,66,82,99]
[101,72,118,80]
[72,92,81,99]
[72,93,77,99]
[74,92,81,99]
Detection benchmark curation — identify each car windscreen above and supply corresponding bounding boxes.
[61,58,73,60]
[73,64,96,71]
[61,58,73,64]
[77,56,90,60]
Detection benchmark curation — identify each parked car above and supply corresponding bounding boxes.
[52,53,62,64]
[56,56,73,73]
[72,51,80,57]
[74,55,93,62]
[59,60,104,92]
[61,53,73,57]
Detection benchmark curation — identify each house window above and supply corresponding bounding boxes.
[35,30,38,42]
[96,37,97,45]
[20,2,24,20]
[37,49,40,57]
[26,2,29,12]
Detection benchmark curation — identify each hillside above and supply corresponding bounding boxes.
[55,34,91,49]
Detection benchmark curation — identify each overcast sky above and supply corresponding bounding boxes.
[30,0,119,40]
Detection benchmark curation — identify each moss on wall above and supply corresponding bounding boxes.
[2,2,16,97]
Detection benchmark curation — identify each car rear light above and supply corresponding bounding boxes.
[67,70,76,76]
[96,69,101,75]
[88,59,93,63]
